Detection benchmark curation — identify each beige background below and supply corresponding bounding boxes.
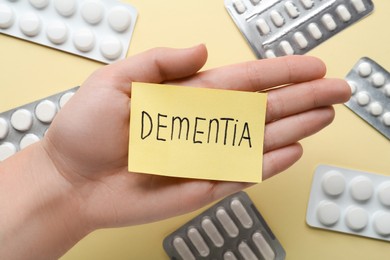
[1,0,390,259]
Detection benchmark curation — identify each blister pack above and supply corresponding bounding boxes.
[345,57,390,140]
[224,0,374,59]
[0,0,138,63]
[163,191,285,260]
[0,87,78,162]
[306,165,390,241]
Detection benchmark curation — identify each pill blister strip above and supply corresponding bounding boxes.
[344,57,390,140]
[0,86,79,162]
[306,165,390,241]
[0,0,137,64]
[224,0,374,59]
[163,191,285,260]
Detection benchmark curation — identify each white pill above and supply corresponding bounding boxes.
[11,109,33,132]
[321,170,346,196]
[250,0,260,5]
[108,6,132,32]
[316,201,340,226]
[265,50,276,58]
[19,12,41,37]
[345,206,369,231]
[347,81,358,95]
[54,0,77,17]
[371,73,386,87]
[351,0,367,13]
[29,0,49,9]
[252,232,276,260]
[384,84,390,97]
[59,92,75,108]
[256,18,270,35]
[46,20,68,44]
[358,62,372,77]
[35,100,57,123]
[81,0,104,25]
[187,228,209,257]
[0,118,9,140]
[100,36,123,60]
[201,218,224,247]
[0,142,17,161]
[321,14,337,31]
[336,5,352,22]
[383,112,390,127]
[224,251,238,260]
[285,1,300,18]
[378,182,390,207]
[238,241,257,260]
[294,32,308,49]
[0,4,15,29]
[20,133,40,150]
[232,0,246,14]
[270,10,284,27]
[356,92,370,106]
[350,176,374,201]
[300,0,314,9]
[173,237,195,260]
[369,102,383,116]
[373,211,390,236]
[230,199,253,229]
[216,208,239,237]
[308,23,322,40]
[73,28,95,52]
[280,40,294,55]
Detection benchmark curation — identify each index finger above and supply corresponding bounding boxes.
[175,55,327,92]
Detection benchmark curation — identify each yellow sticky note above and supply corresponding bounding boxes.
[128,82,267,183]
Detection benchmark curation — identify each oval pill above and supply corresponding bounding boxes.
[11,109,33,132]
[336,5,352,22]
[265,50,276,58]
[224,251,238,260]
[322,14,337,31]
[173,237,195,260]
[300,0,314,9]
[256,18,270,35]
[0,142,17,161]
[294,32,308,49]
[187,227,209,257]
[280,40,294,55]
[308,23,322,40]
[285,1,299,18]
[252,232,276,260]
[0,118,9,140]
[230,199,253,229]
[270,10,284,27]
[20,133,40,150]
[238,241,258,260]
[216,208,239,237]
[201,218,224,247]
[46,20,68,44]
[0,4,15,29]
[108,6,132,32]
[19,12,41,37]
[351,0,367,13]
[35,100,57,123]
[232,0,246,14]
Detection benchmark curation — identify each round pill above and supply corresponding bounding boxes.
[345,206,369,231]
[81,0,104,25]
[0,4,15,29]
[321,170,346,196]
[383,112,390,127]
[0,118,9,139]
[108,6,132,32]
[356,92,370,106]
[100,36,123,60]
[371,72,386,87]
[347,81,358,95]
[373,211,390,236]
[317,201,340,226]
[73,28,95,52]
[369,102,383,116]
[384,84,390,97]
[378,182,390,207]
[11,109,33,132]
[54,0,77,17]
[280,40,294,55]
[19,12,41,37]
[350,176,374,202]
[35,100,57,123]
[294,32,308,49]
[321,14,337,31]
[0,142,17,161]
[20,133,40,150]
[308,23,322,40]
[29,0,49,9]
[46,20,68,45]
[59,92,75,108]
[336,5,352,22]
[358,62,372,77]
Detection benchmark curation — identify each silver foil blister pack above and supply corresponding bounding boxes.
[307,165,390,242]
[163,191,286,260]
[345,57,390,140]
[224,0,374,59]
[0,87,79,161]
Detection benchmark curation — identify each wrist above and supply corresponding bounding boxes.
[0,141,91,259]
